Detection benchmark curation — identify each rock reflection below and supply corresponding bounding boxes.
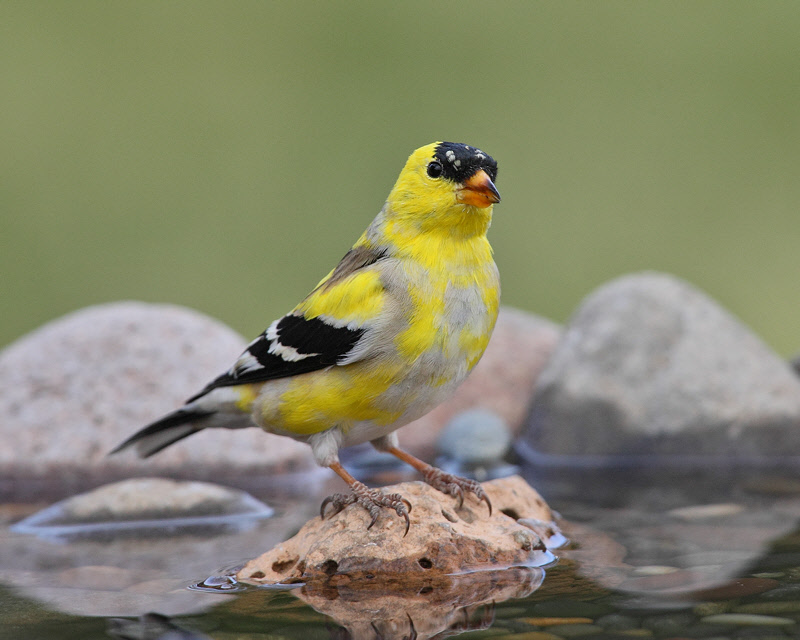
[290,565,544,640]
[107,612,211,640]
[534,464,800,604]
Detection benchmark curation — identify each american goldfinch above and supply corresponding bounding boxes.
[113,142,501,533]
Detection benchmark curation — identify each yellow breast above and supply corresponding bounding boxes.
[257,228,498,437]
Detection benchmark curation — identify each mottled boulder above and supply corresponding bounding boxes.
[238,475,562,585]
[521,273,800,463]
[0,302,313,499]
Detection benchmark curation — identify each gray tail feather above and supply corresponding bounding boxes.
[110,408,215,458]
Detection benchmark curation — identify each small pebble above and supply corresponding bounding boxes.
[547,624,603,637]
[786,565,800,579]
[678,551,753,567]
[531,601,612,618]
[494,607,531,620]
[642,613,695,635]
[683,623,739,637]
[668,504,744,521]
[759,583,800,600]
[700,614,795,626]
[694,602,733,617]
[692,578,780,601]
[494,633,563,640]
[596,614,639,631]
[734,602,800,615]
[633,565,680,576]
[197,575,238,590]
[732,632,792,640]
[456,629,510,640]
[437,409,512,464]
[523,618,593,627]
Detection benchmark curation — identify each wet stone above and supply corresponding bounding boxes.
[700,614,796,626]
[193,575,239,592]
[734,602,800,615]
[641,613,695,635]
[759,583,800,600]
[523,618,594,628]
[693,578,780,601]
[693,602,734,617]
[786,566,800,580]
[438,409,512,465]
[496,633,563,640]
[732,628,794,639]
[668,504,745,521]
[495,607,534,620]
[531,601,613,619]
[595,614,639,631]
[546,623,603,637]
[11,477,273,540]
[683,622,741,638]
[632,565,680,576]
[497,620,545,634]
[749,552,800,572]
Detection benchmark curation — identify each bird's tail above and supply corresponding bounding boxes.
[110,407,215,458]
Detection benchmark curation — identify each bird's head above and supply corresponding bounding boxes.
[386,142,500,236]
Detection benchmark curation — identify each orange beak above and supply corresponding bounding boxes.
[456,170,501,208]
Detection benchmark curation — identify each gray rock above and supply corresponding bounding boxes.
[435,409,520,481]
[521,273,800,461]
[548,624,604,637]
[700,614,795,626]
[438,409,512,465]
[11,477,273,540]
[595,614,639,631]
[0,302,314,499]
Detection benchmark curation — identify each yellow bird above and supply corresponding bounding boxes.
[113,142,501,533]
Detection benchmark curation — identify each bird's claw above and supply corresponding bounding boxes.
[422,468,492,515]
[320,492,356,519]
[321,482,412,536]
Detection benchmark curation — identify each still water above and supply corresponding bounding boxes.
[2,465,800,640]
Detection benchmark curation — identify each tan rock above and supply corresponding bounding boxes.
[398,307,560,459]
[238,475,560,586]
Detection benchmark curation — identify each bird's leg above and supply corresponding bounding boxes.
[321,461,411,535]
[382,445,492,515]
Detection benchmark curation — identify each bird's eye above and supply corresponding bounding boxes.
[426,161,443,179]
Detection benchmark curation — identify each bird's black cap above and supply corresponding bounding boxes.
[433,142,498,184]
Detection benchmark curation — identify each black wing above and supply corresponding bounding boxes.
[187,245,388,403]
[187,314,364,402]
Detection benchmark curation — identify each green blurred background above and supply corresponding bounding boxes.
[2,2,799,354]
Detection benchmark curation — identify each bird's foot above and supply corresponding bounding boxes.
[421,467,492,515]
[321,480,412,535]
